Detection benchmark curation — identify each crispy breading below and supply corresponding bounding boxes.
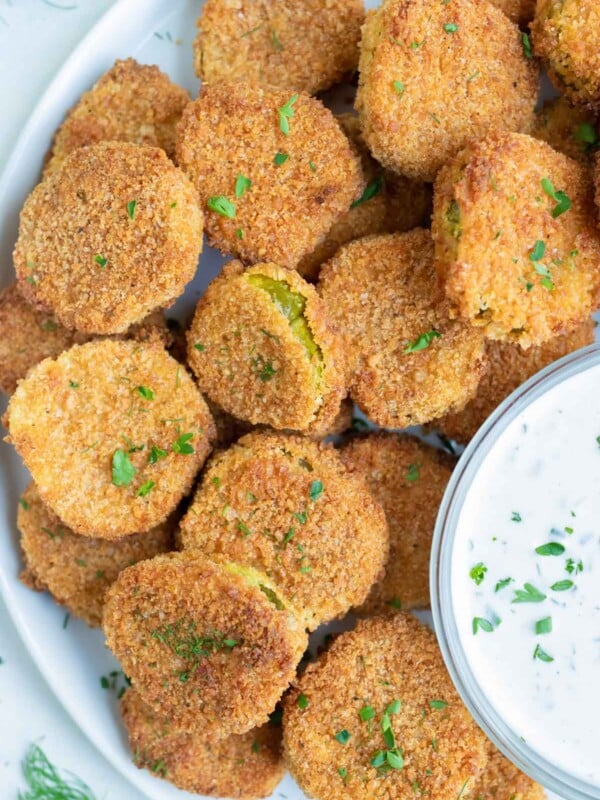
[356,0,539,181]
[187,261,348,434]
[532,0,600,110]
[44,58,190,176]
[15,141,203,334]
[297,114,432,281]
[175,81,364,269]
[103,552,308,737]
[121,688,284,798]
[180,430,389,630]
[5,340,215,538]
[472,740,545,800]
[433,319,595,444]
[18,483,174,627]
[318,229,487,427]
[432,131,600,347]
[193,0,364,94]
[533,97,599,163]
[488,0,535,26]
[283,614,488,800]
[0,282,171,395]
[339,433,453,613]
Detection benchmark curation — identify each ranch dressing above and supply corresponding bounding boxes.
[451,362,600,787]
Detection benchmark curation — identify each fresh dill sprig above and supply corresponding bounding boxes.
[19,744,97,800]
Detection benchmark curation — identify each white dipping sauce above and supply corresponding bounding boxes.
[451,362,600,787]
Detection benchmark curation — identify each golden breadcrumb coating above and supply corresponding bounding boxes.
[5,340,215,538]
[472,740,545,800]
[0,282,170,395]
[121,688,284,798]
[432,132,600,348]
[356,0,539,181]
[175,81,364,268]
[283,614,488,800]
[103,552,308,737]
[187,261,348,434]
[432,318,595,444]
[533,97,599,163]
[532,0,600,110]
[194,0,364,94]
[15,141,203,334]
[339,433,453,613]
[297,114,431,281]
[18,483,174,627]
[488,0,535,26]
[318,229,487,428]
[180,431,389,630]
[44,58,190,176]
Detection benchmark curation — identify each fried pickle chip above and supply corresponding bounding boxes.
[283,614,487,800]
[44,58,190,176]
[103,552,307,737]
[121,688,284,798]
[5,340,215,538]
[356,0,539,181]
[180,431,389,630]
[18,483,174,627]
[533,97,599,163]
[193,0,364,95]
[15,141,203,334]
[473,740,545,800]
[432,132,600,347]
[318,229,486,427]
[433,319,595,444]
[175,81,363,269]
[339,433,453,613]
[187,261,348,434]
[532,0,600,110]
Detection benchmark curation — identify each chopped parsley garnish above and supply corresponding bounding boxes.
[271,28,284,51]
[541,177,572,218]
[495,577,513,592]
[309,480,324,502]
[251,355,277,381]
[298,693,309,710]
[472,616,495,634]
[406,463,420,482]
[235,174,252,198]
[535,542,565,556]
[111,449,136,487]
[529,240,554,290]
[148,445,167,463]
[530,240,546,262]
[511,511,522,522]
[278,94,299,135]
[388,598,402,609]
[429,699,448,710]
[443,22,458,33]
[127,200,138,220]
[172,433,194,455]
[207,195,236,219]
[335,729,351,745]
[403,329,441,354]
[351,175,385,209]
[194,343,206,352]
[63,613,70,629]
[360,705,376,722]
[69,380,79,388]
[136,480,155,497]
[533,644,554,663]
[512,583,546,603]
[575,122,598,148]
[550,579,574,592]
[337,767,348,779]
[469,562,487,586]
[273,152,289,166]
[392,80,405,94]
[18,497,30,511]
[151,620,239,682]
[137,385,155,401]
[309,160,317,172]
[535,616,552,635]
[521,31,532,59]
[19,744,97,800]
[236,228,244,239]
[565,558,583,575]
[94,254,108,268]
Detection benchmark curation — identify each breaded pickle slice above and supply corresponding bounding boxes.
[533,97,599,164]
[472,739,545,800]
[121,688,285,798]
[432,132,600,347]
[18,483,174,627]
[339,433,453,613]
[319,229,486,428]
[176,81,363,269]
[103,552,308,738]
[5,339,215,538]
[15,141,203,335]
[180,431,389,630]
[433,319,595,445]
[356,0,539,181]
[193,0,364,95]
[44,58,190,176]
[283,614,487,800]
[187,261,347,434]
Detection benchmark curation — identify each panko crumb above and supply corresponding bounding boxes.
[339,432,453,613]
[121,688,284,798]
[283,613,488,800]
[18,483,174,627]
[473,740,545,800]
[44,58,190,176]
[5,339,215,538]
[194,0,364,94]
[176,81,364,269]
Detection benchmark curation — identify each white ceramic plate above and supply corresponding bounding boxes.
[0,1,577,797]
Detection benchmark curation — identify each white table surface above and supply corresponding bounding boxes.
[0,2,149,796]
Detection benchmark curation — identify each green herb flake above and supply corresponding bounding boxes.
[521,31,532,59]
[148,445,167,464]
[550,579,574,592]
[406,463,421,482]
[235,174,252,198]
[337,767,348,779]
[533,644,554,663]
[469,562,487,586]
[278,94,299,136]
[127,200,138,220]
[575,122,598,147]
[535,616,552,635]
[535,542,565,556]
[386,700,401,714]
[565,558,583,575]
[94,254,108,268]
[351,175,385,209]
[530,240,546,262]
[298,693,309,710]
[111,449,136,487]
[512,583,546,603]
[403,330,441,354]
[136,480,156,497]
[173,433,194,455]
[309,480,324,502]
[309,160,317,172]
[472,616,494,634]
[429,699,448,710]
[271,28,284,51]
[274,152,289,166]
[207,195,236,219]
[137,385,155,401]
[18,497,30,511]
[443,22,458,33]
[194,343,206,352]
[541,177,572,218]
[392,80,405,94]
[335,729,351,745]
[511,511,522,522]
[360,705,376,722]
[495,577,513,593]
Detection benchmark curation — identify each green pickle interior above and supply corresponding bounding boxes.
[248,275,324,372]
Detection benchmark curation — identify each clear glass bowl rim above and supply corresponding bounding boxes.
[430,341,600,800]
